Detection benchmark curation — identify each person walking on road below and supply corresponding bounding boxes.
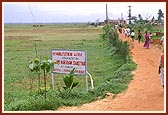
[137,30,142,43]
[131,30,135,42]
[158,49,164,89]
[143,31,150,49]
[160,36,164,47]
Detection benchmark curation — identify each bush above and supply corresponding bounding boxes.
[103,25,130,63]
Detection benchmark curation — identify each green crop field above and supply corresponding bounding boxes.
[4,24,136,111]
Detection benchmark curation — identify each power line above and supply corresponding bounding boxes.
[28,4,36,24]
[28,4,40,57]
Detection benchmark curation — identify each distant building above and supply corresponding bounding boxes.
[100,19,126,27]
[100,19,118,26]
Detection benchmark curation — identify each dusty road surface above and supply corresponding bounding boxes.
[57,31,165,112]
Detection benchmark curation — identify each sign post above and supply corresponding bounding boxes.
[51,73,54,90]
[86,74,88,92]
[51,49,94,91]
[51,49,87,75]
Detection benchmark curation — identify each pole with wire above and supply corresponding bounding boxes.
[28,4,37,25]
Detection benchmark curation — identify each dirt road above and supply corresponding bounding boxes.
[58,32,164,111]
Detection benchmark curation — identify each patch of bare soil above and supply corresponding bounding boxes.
[57,32,164,112]
[5,36,37,40]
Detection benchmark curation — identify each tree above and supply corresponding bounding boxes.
[151,16,155,22]
[157,9,164,23]
[136,14,144,24]
[151,16,155,24]
[131,16,137,23]
[95,19,100,27]
[138,14,143,21]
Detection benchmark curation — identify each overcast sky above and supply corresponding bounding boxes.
[3,2,166,23]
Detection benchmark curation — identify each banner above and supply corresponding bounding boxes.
[51,49,86,75]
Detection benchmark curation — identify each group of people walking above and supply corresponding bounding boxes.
[123,27,151,49]
[117,25,165,89]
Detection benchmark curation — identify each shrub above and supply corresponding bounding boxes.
[62,68,79,94]
[103,25,130,63]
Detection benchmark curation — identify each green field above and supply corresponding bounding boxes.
[4,24,136,111]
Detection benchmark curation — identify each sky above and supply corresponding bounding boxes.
[3,2,166,23]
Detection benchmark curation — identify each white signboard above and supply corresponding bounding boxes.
[51,49,86,75]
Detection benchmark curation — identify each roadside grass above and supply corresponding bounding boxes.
[4,24,136,111]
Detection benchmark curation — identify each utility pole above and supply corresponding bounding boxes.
[128,6,131,24]
[106,4,109,24]
[121,13,123,20]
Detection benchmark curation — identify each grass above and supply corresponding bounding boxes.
[4,24,136,111]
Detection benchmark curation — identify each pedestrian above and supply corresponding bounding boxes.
[126,27,130,37]
[115,23,118,30]
[124,28,128,37]
[118,23,122,33]
[160,36,164,47]
[149,32,152,39]
[143,31,150,49]
[137,30,142,43]
[158,48,164,88]
[130,30,135,42]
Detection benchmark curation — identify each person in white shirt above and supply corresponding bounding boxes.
[124,28,128,37]
[126,27,130,37]
[130,30,135,42]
